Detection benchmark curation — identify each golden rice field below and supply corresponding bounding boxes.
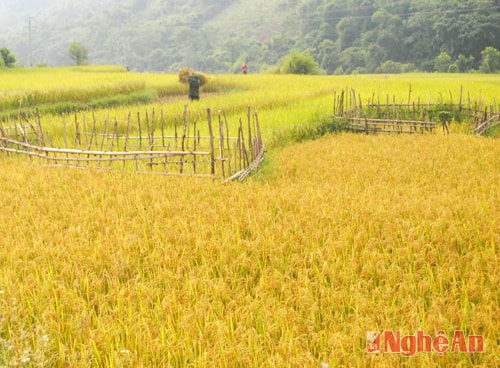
[0,68,499,367]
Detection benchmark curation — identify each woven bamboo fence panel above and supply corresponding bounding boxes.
[333,87,499,136]
[0,106,265,182]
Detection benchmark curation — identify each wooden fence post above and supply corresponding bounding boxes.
[247,106,253,160]
[137,112,142,149]
[218,110,225,178]
[224,112,231,174]
[74,110,80,148]
[255,111,262,151]
[161,109,165,148]
[180,105,187,174]
[207,108,215,176]
[193,118,197,174]
[150,108,155,153]
[123,112,131,169]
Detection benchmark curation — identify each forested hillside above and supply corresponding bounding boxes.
[1,0,499,73]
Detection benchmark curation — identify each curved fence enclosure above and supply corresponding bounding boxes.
[333,88,499,136]
[0,107,265,182]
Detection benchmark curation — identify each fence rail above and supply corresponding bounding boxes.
[333,87,498,136]
[474,114,500,136]
[0,106,265,181]
[346,117,436,134]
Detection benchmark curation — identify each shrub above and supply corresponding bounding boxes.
[279,49,324,75]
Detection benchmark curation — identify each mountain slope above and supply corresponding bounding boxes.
[0,0,295,71]
[1,0,499,74]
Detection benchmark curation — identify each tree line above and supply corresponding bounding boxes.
[1,0,499,74]
[286,0,500,74]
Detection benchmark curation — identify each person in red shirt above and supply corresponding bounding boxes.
[241,62,248,74]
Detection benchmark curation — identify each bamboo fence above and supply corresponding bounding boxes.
[0,106,265,182]
[333,87,499,136]
[474,114,500,136]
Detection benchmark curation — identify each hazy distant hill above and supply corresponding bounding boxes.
[0,0,296,71]
[1,0,499,74]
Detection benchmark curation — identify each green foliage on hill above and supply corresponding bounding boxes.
[1,0,499,74]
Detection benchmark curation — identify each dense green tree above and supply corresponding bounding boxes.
[336,17,362,50]
[366,43,386,71]
[0,47,16,67]
[147,48,168,72]
[376,60,415,73]
[339,47,367,74]
[432,0,500,64]
[170,27,212,71]
[481,46,500,73]
[403,5,438,71]
[264,34,294,65]
[279,49,323,74]
[448,63,458,73]
[68,42,88,65]
[434,51,452,72]
[317,39,339,74]
[377,30,401,62]
[456,54,475,72]
[371,8,392,27]
[296,0,324,37]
